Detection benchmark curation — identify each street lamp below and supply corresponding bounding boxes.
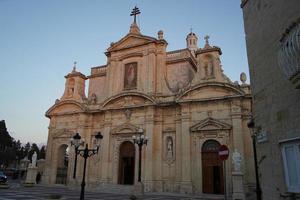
[70,133,84,179]
[247,118,262,200]
[71,132,103,200]
[132,128,148,182]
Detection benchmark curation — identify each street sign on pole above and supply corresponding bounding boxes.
[218,145,229,200]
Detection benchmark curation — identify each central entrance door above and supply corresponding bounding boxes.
[118,141,135,185]
[202,140,224,194]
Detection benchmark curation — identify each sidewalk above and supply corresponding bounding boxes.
[0,184,223,200]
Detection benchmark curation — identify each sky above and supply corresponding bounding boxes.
[0,0,249,144]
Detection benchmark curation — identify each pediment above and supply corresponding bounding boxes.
[46,100,86,117]
[190,117,231,132]
[107,34,158,52]
[111,123,142,135]
[102,92,155,109]
[177,82,244,101]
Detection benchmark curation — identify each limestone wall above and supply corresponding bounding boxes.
[242,0,300,199]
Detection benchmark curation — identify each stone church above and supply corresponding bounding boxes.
[43,10,254,198]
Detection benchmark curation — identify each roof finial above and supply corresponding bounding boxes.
[72,61,77,72]
[204,35,210,44]
[190,26,193,33]
[130,6,141,24]
[204,35,211,48]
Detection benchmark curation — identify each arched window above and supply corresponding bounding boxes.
[67,78,75,97]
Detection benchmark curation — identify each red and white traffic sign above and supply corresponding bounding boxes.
[218,145,229,160]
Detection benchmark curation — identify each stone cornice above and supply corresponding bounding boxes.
[176,82,246,101]
[65,71,87,80]
[87,73,106,79]
[45,100,87,118]
[195,46,222,55]
[240,0,249,8]
[105,33,167,56]
[166,57,197,71]
[118,52,144,61]
[190,117,232,132]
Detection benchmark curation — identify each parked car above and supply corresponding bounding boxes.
[0,171,7,183]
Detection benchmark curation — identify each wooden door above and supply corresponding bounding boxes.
[118,141,135,185]
[202,140,224,194]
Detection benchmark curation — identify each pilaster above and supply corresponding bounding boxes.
[143,106,155,192]
[100,111,112,183]
[180,104,192,193]
[231,100,245,170]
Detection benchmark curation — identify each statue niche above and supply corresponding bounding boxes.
[165,136,175,163]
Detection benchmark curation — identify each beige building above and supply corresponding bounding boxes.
[242,0,300,199]
[43,12,254,197]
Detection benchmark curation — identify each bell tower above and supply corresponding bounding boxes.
[186,29,198,54]
[61,62,87,102]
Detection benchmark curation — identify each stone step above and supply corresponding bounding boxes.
[94,184,135,194]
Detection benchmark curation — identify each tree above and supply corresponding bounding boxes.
[0,120,15,168]
[24,142,30,158]
[39,145,46,159]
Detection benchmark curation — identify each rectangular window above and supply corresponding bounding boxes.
[281,140,300,193]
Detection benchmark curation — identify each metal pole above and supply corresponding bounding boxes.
[80,144,88,200]
[138,144,142,182]
[252,135,262,200]
[224,160,227,200]
[73,147,78,179]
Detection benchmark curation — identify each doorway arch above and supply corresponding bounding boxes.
[202,139,224,194]
[55,144,69,184]
[118,141,135,185]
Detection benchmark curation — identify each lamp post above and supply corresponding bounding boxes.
[132,128,148,182]
[247,118,262,200]
[71,132,103,200]
[70,133,83,179]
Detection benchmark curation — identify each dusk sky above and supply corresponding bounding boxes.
[0,0,248,144]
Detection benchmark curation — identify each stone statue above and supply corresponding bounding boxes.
[232,149,242,172]
[31,152,37,168]
[90,93,97,104]
[166,137,173,159]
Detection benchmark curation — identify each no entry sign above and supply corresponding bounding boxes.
[218,145,229,160]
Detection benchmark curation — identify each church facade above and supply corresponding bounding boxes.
[43,12,254,197]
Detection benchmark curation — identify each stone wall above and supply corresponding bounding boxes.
[242,0,300,199]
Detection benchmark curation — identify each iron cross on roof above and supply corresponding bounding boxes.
[130,6,141,24]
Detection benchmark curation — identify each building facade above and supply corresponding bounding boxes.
[43,13,254,197]
[242,0,300,199]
